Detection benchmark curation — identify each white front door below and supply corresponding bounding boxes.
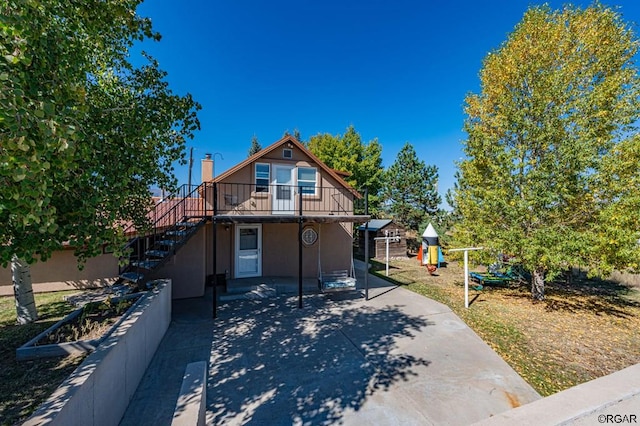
[235,224,262,278]
[272,164,295,214]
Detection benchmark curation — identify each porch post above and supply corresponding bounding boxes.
[212,182,218,319]
[212,217,217,319]
[364,188,369,300]
[298,185,303,309]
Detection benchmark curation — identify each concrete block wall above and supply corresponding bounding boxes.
[24,279,172,426]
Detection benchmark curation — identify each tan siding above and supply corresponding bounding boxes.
[0,250,118,295]
[151,226,206,299]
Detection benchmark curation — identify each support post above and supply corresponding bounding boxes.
[448,247,483,308]
[212,182,218,319]
[364,188,369,300]
[212,218,217,319]
[464,250,469,308]
[298,185,303,309]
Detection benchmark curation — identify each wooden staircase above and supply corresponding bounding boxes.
[116,184,210,289]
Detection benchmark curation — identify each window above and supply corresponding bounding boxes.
[283,149,293,159]
[297,167,317,195]
[255,163,270,192]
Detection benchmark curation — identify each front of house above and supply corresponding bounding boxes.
[195,136,368,296]
[0,136,369,300]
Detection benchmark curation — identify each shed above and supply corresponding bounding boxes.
[356,219,407,259]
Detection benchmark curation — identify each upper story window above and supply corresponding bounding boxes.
[297,167,317,195]
[255,163,270,192]
[283,149,293,159]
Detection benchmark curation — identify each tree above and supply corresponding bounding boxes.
[307,126,384,215]
[452,4,640,300]
[383,142,440,232]
[282,128,303,142]
[248,134,262,156]
[1,1,201,322]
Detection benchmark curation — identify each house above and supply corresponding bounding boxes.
[356,219,407,260]
[192,136,369,297]
[1,136,370,301]
[140,135,369,299]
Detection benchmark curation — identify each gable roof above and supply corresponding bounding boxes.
[212,135,361,198]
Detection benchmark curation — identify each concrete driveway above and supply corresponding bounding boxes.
[120,262,540,425]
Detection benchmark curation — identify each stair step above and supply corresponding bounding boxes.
[131,260,161,270]
[175,221,198,228]
[156,240,177,247]
[120,272,144,283]
[145,250,170,258]
[165,230,188,237]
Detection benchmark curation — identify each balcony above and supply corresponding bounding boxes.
[200,182,361,219]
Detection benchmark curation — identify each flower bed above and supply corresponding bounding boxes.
[16,292,143,361]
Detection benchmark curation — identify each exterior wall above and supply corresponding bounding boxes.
[204,222,233,283]
[0,249,118,296]
[374,226,407,259]
[357,223,408,259]
[261,222,352,278]
[151,226,206,299]
[204,143,355,216]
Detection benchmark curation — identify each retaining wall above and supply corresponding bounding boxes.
[24,279,172,426]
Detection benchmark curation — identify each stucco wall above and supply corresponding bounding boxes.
[0,250,118,296]
[151,227,206,299]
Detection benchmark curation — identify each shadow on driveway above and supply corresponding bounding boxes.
[209,295,433,425]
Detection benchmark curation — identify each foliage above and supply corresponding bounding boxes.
[307,125,384,215]
[282,128,302,142]
[248,134,262,157]
[452,3,640,300]
[0,0,201,266]
[383,142,440,232]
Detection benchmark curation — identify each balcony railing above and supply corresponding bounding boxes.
[203,182,355,216]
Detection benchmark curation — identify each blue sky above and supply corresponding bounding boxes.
[135,0,640,204]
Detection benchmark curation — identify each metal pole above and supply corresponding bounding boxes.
[464,250,469,308]
[364,188,369,300]
[212,182,218,319]
[212,217,217,319]
[298,185,303,309]
[386,237,390,276]
[187,147,193,189]
[448,247,484,309]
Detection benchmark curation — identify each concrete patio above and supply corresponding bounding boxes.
[119,262,542,425]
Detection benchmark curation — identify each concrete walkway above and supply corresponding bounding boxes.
[120,261,541,425]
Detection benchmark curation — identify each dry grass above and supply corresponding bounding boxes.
[372,257,640,396]
[0,291,86,425]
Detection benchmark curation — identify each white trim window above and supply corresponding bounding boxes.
[255,163,270,192]
[297,167,317,195]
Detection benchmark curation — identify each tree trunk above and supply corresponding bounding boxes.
[12,255,38,324]
[531,267,545,301]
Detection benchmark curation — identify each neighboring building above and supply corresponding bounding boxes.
[1,136,370,299]
[357,219,407,260]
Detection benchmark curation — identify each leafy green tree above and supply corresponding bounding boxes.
[248,134,262,156]
[452,4,640,300]
[307,125,384,215]
[1,0,200,322]
[383,142,440,232]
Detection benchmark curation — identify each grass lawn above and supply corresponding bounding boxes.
[370,257,640,397]
[0,291,86,425]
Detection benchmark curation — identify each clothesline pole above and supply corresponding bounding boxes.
[374,235,400,277]
[448,247,484,308]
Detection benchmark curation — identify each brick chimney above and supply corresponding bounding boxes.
[201,153,213,182]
